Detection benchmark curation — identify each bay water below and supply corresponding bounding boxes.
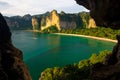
[12,30,115,80]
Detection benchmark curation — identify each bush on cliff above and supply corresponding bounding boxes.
[41,25,58,33]
[40,50,111,80]
[60,27,120,40]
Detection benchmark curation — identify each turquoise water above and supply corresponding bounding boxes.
[12,30,115,80]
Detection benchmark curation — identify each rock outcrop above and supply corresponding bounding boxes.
[91,36,120,80]
[32,17,41,31]
[33,10,96,31]
[41,10,61,30]
[0,13,32,80]
[4,14,32,30]
[88,18,96,28]
[79,12,96,28]
[75,0,120,29]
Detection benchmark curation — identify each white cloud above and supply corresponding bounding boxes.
[0,1,12,10]
[0,0,89,16]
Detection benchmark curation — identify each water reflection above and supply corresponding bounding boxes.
[47,35,60,46]
[32,32,39,39]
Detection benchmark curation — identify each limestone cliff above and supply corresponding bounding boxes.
[32,17,41,31]
[0,13,32,80]
[79,12,96,28]
[4,14,32,30]
[40,10,96,31]
[4,11,96,31]
[88,18,96,28]
[41,10,60,30]
[59,11,83,29]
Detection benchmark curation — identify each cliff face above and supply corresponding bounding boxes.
[0,13,32,80]
[79,12,96,28]
[88,18,96,28]
[75,0,120,29]
[41,10,60,30]
[60,21,76,29]
[32,17,41,30]
[4,11,96,31]
[4,14,32,30]
[34,10,96,31]
[59,11,84,29]
[41,10,78,30]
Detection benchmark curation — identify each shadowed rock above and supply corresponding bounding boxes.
[75,0,120,29]
[0,13,11,43]
[75,0,120,79]
[0,13,32,80]
[90,35,120,80]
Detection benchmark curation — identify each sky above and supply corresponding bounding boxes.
[0,0,89,16]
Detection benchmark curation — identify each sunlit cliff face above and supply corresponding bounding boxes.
[41,10,60,30]
[32,17,40,30]
[88,18,96,28]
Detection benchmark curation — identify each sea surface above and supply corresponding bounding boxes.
[12,30,115,80]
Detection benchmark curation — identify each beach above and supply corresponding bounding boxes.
[26,30,117,43]
[53,33,117,43]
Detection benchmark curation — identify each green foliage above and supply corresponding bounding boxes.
[79,12,91,28]
[60,27,119,40]
[78,60,90,69]
[41,26,59,33]
[89,50,111,64]
[40,50,111,80]
[60,11,66,15]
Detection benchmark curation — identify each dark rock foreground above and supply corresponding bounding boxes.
[0,13,32,80]
[75,0,120,29]
[75,0,120,79]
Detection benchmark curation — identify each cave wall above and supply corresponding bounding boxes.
[75,0,120,29]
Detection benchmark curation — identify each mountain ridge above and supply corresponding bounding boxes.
[4,10,96,30]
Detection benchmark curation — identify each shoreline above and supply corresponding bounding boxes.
[53,33,117,43]
[25,30,117,43]
[24,30,41,32]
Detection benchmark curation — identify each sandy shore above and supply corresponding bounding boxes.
[25,30,41,32]
[53,33,117,43]
[25,30,117,43]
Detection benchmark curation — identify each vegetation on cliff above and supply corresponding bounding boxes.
[41,25,59,33]
[60,27,120,40]
[40,11,96,31]
[59,12,84,28]
[40,50,111,80]
[32,17,41,30]
[41,26,119,40]
[79,12,90,28]
[32,10,96,31]
[4,10,96,30]
[4,14,32,30]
